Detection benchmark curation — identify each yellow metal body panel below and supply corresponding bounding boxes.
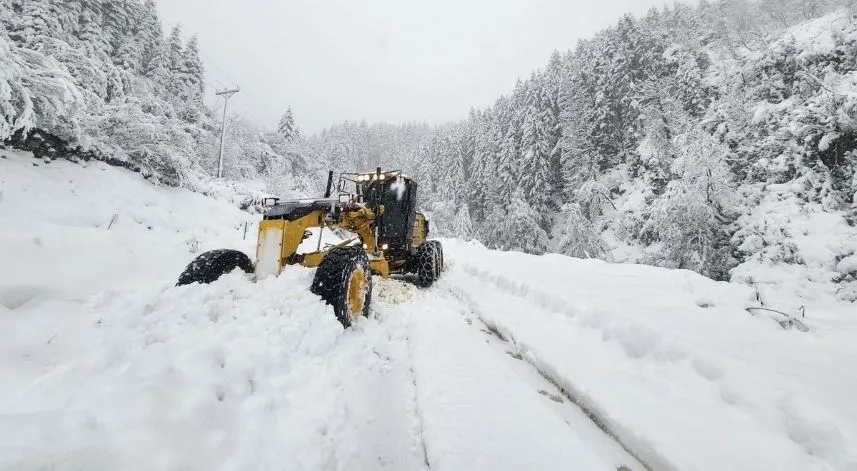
[301,251,326,267]
[412,213,427,248]
[255,205,399,279]
[255,212,321,278]
[295,238,358,269]
[255,220,285,279]
[369,258,390,278]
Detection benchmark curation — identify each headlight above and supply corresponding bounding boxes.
[381,244,389,251]
[362,244,368,249]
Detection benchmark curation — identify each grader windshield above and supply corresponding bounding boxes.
[338,170,419,250]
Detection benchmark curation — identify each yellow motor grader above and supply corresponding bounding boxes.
[177,168,444,327]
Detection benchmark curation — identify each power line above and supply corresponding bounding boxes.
[166,31,277,129]
[162,21,236,89]
[204,78,227,94]
[205,75,227,90]
[198,49,238,88]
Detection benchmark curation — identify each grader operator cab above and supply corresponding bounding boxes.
[177,168,444,327]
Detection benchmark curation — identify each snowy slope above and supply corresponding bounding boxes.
[2,150,855,471]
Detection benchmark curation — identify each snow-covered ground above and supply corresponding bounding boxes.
[444,240,857,471]
[2,150,855,471]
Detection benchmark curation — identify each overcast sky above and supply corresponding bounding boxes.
[157,0,688,134]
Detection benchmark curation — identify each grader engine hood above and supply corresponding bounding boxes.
[262,199,358,221]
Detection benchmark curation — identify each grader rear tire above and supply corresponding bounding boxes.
[311,246,373,328]
[414,241,442,288]
[176,249,254,286]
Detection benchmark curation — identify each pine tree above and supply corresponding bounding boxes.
[446,126,467,204]
[519,89,554,226]
[181,35,205,100]
[277,107,300,141]
[468,109,498,220]
[477,204,507,250]
[6,0,64,49]
[101,0,133,52]
[560,92,612,221]
[114,37,141,73]
[144,42,169,91]
[543,51,565,205]
[556,203,609,259]
[497,132,520,200]
[453,205,473,239]
[502,187,549,255]
[139,0,168,87]
[165,25,184,98]
[76,4,112,60]
[109,0,143,74]
[642,127,735,279]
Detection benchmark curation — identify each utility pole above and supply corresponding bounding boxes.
[215,87,240,178]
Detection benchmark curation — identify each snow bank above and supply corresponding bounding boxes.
[444,239,857,471]
[0,149,256,299]
[731,183,857,304]
[0,150,426,470]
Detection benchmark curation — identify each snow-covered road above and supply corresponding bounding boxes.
[2,152,855,471]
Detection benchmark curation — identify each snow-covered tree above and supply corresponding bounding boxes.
[555,203,610,260]
[501,187,549,255]
[277,107,300,141]
[0,35,85,142]
[165,25,184,99]
[6,0,65,49]
[139,0,168,89]
[0,0,321,193]
[452,205,473,239]
[520,97,554,225]
[642,127,735,279]
[180,36,205,100]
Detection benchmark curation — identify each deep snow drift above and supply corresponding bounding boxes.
[1,150,855,471]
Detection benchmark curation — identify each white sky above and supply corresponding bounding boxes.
[157,0,689,134]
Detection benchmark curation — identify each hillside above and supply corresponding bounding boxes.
[0,0,316,197]
[309,5,857,300]
[3,0,855,296]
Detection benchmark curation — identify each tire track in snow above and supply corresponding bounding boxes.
[369,278,432,470]
[373,276,642,471]
[436,275,657,471]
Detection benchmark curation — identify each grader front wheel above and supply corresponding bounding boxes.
[311,246,373,328]
[176,249,254,286]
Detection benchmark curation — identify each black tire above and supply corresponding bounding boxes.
[176,249,254,286]
[425,240,444,278]
[310,246,373,328]
[414,241,441,288]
